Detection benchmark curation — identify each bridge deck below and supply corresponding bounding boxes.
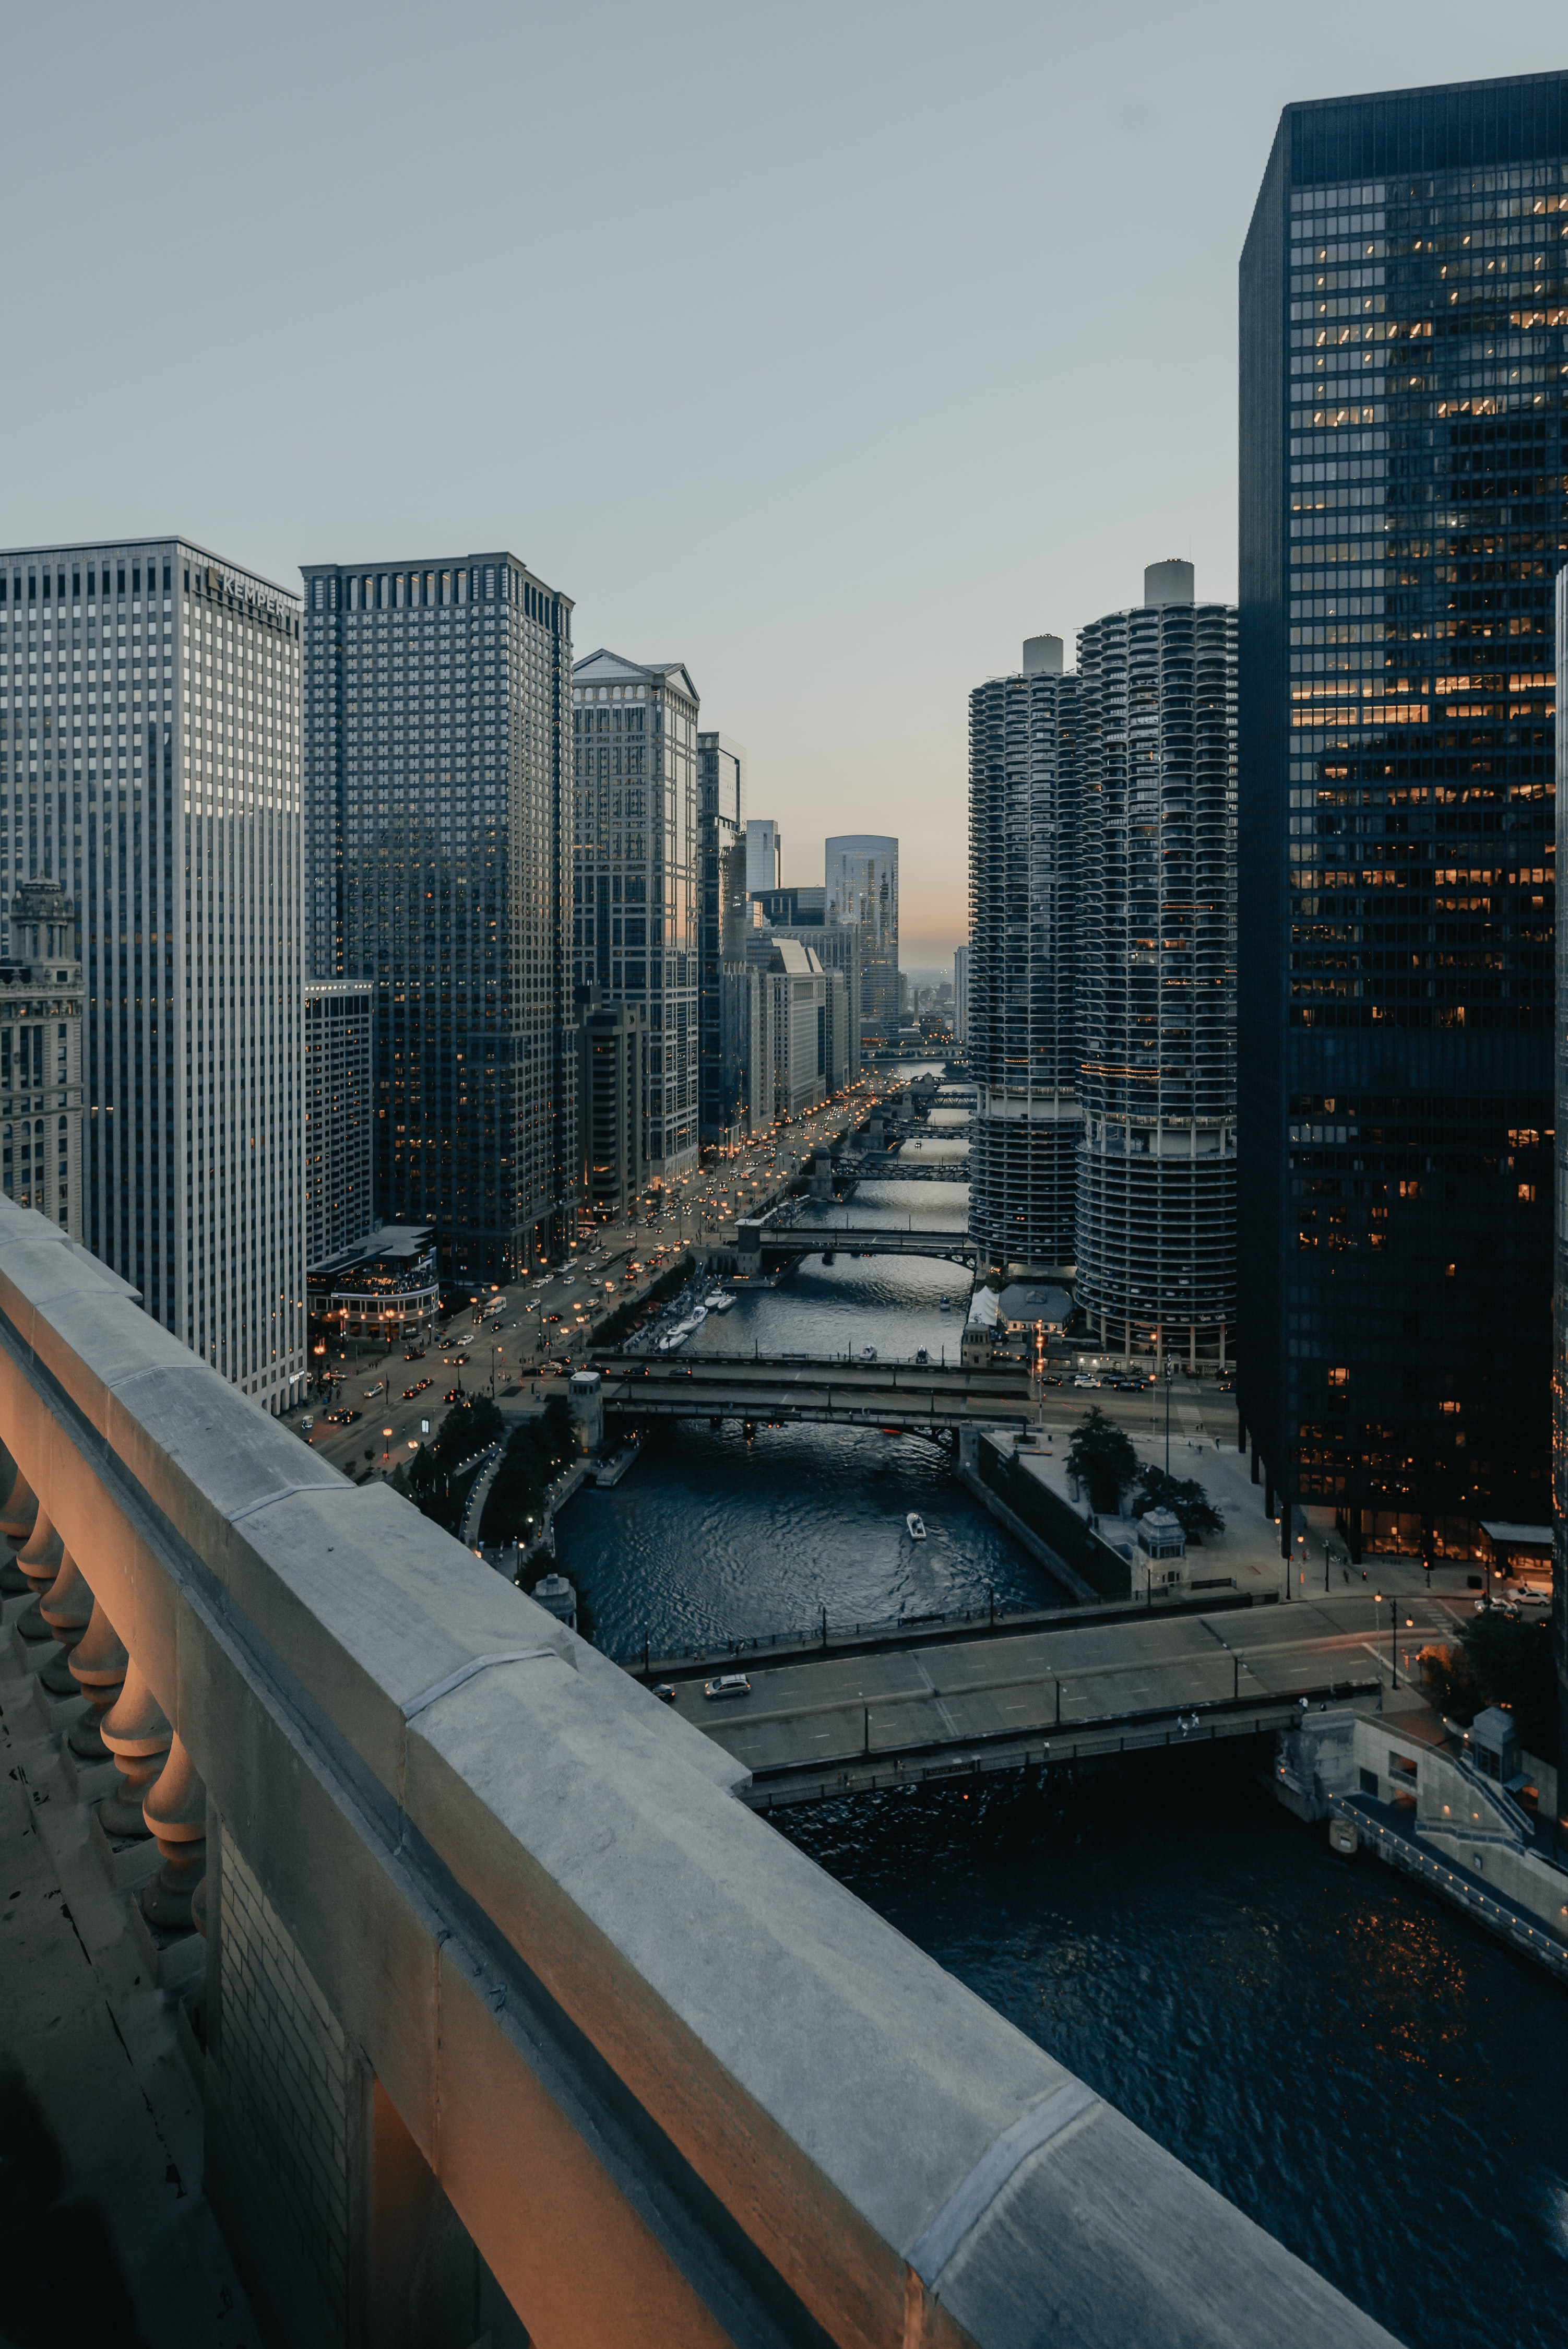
[665,1595,1440,1804]
[598,1355,1034,1427]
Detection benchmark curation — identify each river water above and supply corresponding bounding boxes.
[553,1086,1568,2349]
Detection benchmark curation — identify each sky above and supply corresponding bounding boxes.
[4,2,1564,966]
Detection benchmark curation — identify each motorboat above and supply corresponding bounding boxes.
[689,1304,707,1324]
[706,1290,735,1312]
[658,1328,690,1353]
[906,1513,927,1540]
[860,1345,877,1363]
[939,1296,952,1313]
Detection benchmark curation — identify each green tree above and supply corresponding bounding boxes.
[1420,1611,1557,1761]
[480,1398,576,1546]
[1135,1466,1225,1542]
[1066,1407,1139,1515]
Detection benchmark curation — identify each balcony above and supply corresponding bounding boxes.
[0,1194,1396,2347]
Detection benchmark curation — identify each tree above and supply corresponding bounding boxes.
[1066,1407,1139,1515]
[480,1399,576,1547]
[1135,1466,1225,1543]
[1419,1611,1557,1762]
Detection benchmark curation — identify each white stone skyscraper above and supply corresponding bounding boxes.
[572,650,700,1180]
[0,538,305,1411]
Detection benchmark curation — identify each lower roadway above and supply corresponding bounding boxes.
[664,1594,1466,1804]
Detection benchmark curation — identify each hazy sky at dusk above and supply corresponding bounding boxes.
[4,3,1563,962]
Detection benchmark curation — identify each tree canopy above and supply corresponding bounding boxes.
[1066,1408,1139,1514]
[1135,1466,1224,1541]
[1420,1610,1557,1762]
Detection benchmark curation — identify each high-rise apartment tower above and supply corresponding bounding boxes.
[0,880,82,1239]
[0,538,305,1410]
[301,554,577,1279]
[1240,74,1565,1558]
[573,651,700,1180]
[1076,568,1237,1363]
[303,977,374,1270]
[967,635,1080,1274]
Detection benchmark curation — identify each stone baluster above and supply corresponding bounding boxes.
[99,1662,172,1841]
[37,1551,94,1701]
[65,1599,128,1765]
[0,1446,32,1598]
[13,1512,65,1660]
[139,1736,207,1936]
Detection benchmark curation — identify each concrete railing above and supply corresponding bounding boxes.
[0,1196,1397,2348]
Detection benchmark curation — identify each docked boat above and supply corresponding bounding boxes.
[939,1296,952,1313]
[689,1304,707,1324]
[860,1345,877,1363]
[706,1290,735,1312]
[658,1327,690,1353]
[906,1512,927,1540]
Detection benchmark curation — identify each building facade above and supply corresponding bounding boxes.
[301,553,576,1282]
[746,939,841,1123]
[697,730,746,1145]
[953,943,968,1047]
[1241,74,1565,1557]
[572,651,700,1180]
[577,987,645,1221]
[745,817,781,896]
[967,636,1082,1275]
[0,880,82,1237]
[1076,567,1237,1364]
[0,538,305,1411]
[825,834,898,1039]
[303,978,374,1270]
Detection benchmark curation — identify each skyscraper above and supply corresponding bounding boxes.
[1240,74,1565,1559]
[697,730,746,1143]
[745,817,781,895]
[0,880,82,1240]
[572,651,700,1180]
[301,554,576,1280]
[1076,567,1237,1365]
[303,977,373,1269]
[967,636,1081,1274]
[0,538,305,1410]
[825,833,898,1038]
[953,943,968,1048]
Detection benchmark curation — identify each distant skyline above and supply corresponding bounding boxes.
[3,2,1564,963]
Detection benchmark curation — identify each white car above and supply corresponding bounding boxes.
[1073,1374,1100,1388]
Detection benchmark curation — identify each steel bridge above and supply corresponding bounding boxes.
[595,1353,1030,1432]
[743,1220,977,1268]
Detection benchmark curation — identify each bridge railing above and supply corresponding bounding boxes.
[0,1200,1395,2349]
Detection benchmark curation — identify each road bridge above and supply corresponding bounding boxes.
[834,1153,969,1184]
[741,1219,976,1268]
[596,1351,1032,1432]
[655,1594,1440,1810]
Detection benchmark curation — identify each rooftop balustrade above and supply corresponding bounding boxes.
[0,1192,1396,2348]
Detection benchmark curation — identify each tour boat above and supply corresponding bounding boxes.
[906,1512,927,1540]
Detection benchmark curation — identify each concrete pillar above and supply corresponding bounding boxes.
[1251,1439,1260,1485]
[1236,1411,1246,1454]
[99,1658,171,1840]
[568,1370,605,1457]
[13,1509,64,1663]
[1349,1506,1363,1567]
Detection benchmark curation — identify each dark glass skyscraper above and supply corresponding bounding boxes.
[1239,74,1566,1559]
[301,554,576,1281]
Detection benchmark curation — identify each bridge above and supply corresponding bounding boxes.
[741,1217,977,1268]
[649,1595,1418,1811]
[0,1195,1401,2348]
[596,1351,1032,1432]
[834,1152,969,1184]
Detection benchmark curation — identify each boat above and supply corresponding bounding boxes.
[860,1345,877,1363]
[939,1296,952,1313]
[906,1513,927,1540]
[658,1328,689,1353]
[689,1304,707,1324]
[706,1290,735,1312]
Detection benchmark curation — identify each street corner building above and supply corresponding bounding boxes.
[1238,72,1567,1560]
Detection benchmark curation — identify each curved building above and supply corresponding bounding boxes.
[967,636,1080,1273]
[1075,565,1237,1365]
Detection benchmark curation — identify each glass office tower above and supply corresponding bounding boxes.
[697,730,746,1143]
[967,636,1082,1274]
[825,834,898,1039]
[572,651,700,1180]
[301,554,576,1280]
[1239,73,1566,1558]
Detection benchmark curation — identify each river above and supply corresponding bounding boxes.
[552,1084,1568,2349]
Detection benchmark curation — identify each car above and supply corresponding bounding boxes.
[1073,1374,1100,1388]
[323,1408,362,1426]
[1042,1373,1063,1387]
[652,1683,678,1705]
[703,1674,751,1701]
[544,1312,562,1324]
[403,1348,426,1362]
[442,1386,463,1404]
